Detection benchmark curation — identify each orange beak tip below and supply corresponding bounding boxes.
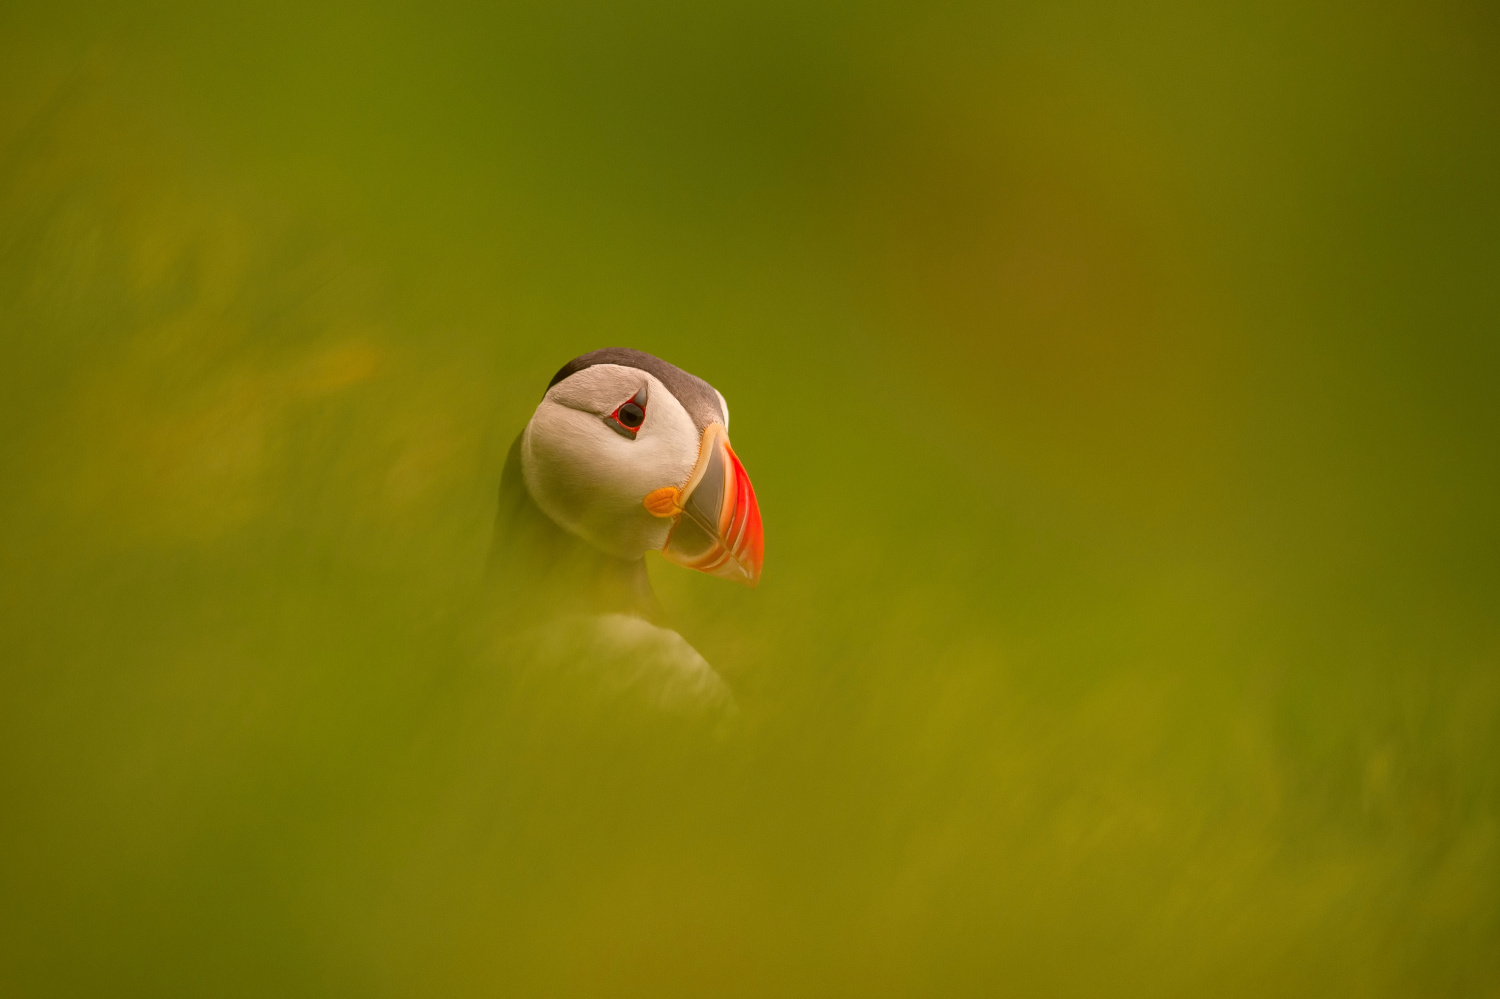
[658,425,764,587]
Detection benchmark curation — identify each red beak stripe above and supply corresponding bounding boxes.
[658,424,763,587]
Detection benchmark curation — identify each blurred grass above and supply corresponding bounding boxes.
[1,1,1498,995]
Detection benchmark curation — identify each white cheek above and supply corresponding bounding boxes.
[522,400,699,559]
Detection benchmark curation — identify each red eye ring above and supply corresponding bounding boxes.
[605,386,649,439]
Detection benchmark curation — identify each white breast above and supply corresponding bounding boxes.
[532,613,736,719]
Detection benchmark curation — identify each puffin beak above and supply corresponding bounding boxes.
[646,424,764,587]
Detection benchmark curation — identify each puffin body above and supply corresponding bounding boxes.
[487,348,762,715]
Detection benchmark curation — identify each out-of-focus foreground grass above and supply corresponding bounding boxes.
[1,1,1497,995]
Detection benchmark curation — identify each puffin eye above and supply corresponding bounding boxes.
[605,386,649,439]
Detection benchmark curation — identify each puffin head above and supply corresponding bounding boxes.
[520,348,763,586]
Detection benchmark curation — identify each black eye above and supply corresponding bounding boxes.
[605,386,650,438]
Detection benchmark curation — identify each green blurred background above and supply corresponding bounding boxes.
[2,0,1497,995]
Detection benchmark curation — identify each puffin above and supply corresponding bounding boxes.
[486,348,763,716]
